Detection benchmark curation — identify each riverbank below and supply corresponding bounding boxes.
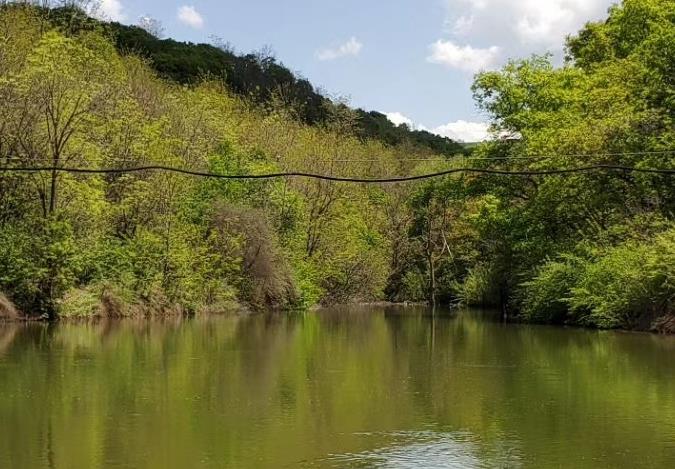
[0,289,251,322]
[3,288,674,336]
[0,291,419,323]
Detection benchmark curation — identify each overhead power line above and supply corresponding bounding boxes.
[1,164,673,183]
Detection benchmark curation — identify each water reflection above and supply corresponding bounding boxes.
[0,307,674,468]
[327,431,521,468]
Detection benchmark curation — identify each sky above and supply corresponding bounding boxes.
[92,0,617,142]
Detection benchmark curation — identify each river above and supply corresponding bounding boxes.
[1,306,674,468]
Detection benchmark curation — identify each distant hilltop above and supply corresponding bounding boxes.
[38,5,469,157]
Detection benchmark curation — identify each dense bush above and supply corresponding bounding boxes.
[521,230,674,329]
[519,257,582,324]
[459,264,503,308]
[568,230,675,328]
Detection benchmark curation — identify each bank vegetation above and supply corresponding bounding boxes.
[0,0,673,331]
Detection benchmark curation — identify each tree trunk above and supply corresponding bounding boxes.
[48,167,57,214]
[426,204,436,307]
[428,251,436,307]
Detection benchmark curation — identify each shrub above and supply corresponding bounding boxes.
[58,287,101,319]
[399,270,427,303]
[211,204,297,309]
[459,264,502,307]
[518,228,675,329]
[520,256,583,324]
[0,220,79,317]
[569,230,674,328]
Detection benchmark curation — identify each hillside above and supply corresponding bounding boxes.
[44,6,466,157]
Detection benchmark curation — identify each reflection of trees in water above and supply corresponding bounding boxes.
[0,323,52,356]
[1,310,675,468]
[376,308,675,466]
[0,326,20,356]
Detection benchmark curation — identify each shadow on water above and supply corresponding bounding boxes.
[0,306,674,468]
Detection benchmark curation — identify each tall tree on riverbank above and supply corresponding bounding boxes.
[409,0,675,329]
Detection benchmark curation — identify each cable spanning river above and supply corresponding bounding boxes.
[1,306,674,468]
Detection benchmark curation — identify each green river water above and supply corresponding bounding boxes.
[1,306,674,468]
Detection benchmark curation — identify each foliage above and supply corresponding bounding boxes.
[568,229,675,328]
[403,0,675,329]
[520,256,584,324]
[38,4,465,155]
[0,3,437,317]
[0,1,673,331]
[521,229,675,329]
[459,264,503,308]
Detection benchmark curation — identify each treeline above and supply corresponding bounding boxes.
[0,0,673,332]
[0,4,444,319]
[395,0,674,331]
[40,4,466,156]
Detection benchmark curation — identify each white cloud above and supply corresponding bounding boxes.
[444,0,612,49]
[452,15,475,36]
[94,0,125,22]
[137,15,164,38]
[177,5,205,29]
[432,120,491,142]
[427,40,500,73]
[514,0,599,45]
[462,0,489,9]
[317,37,363,61]
[429,1,612,76]
[386,112,414,128]
[387,112,492,142]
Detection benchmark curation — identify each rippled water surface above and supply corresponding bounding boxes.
[1,306,674,468]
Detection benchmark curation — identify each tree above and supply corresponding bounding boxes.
[137,15,163,39]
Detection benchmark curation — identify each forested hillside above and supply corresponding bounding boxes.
[0,3,453,320]
[42,5,467,156]
[0,0,673,331]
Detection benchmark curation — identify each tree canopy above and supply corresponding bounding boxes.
[41,4,467,156]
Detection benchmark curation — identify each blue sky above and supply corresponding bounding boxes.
[94,0,616,141]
